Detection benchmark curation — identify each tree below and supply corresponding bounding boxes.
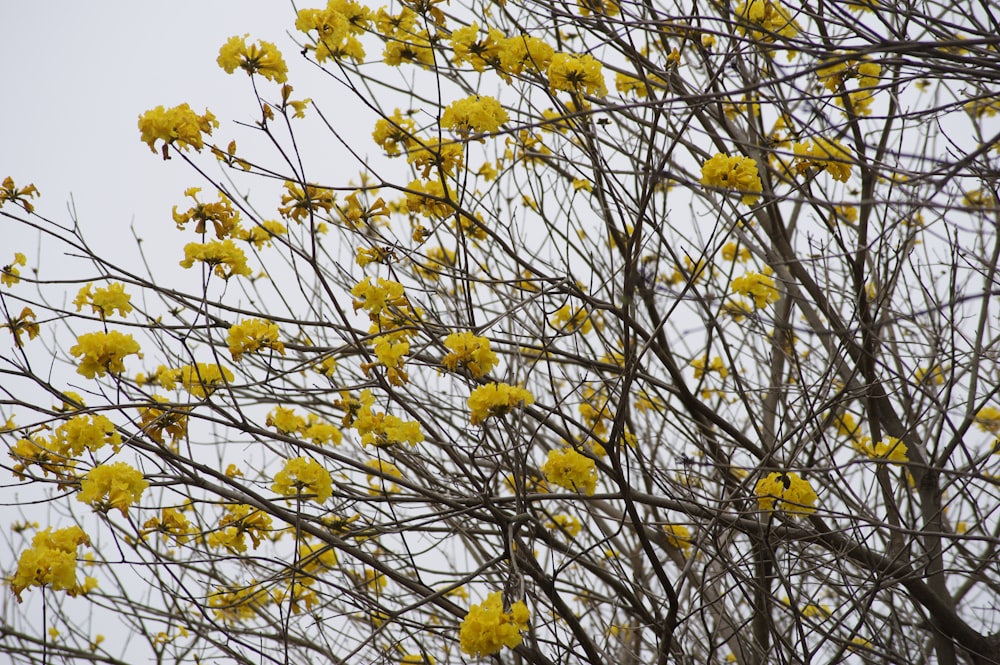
[3,0,1000,663]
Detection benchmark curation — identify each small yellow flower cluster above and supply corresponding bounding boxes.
[731,271,780,308]
[550,305,593,334]
[136,364,182,390]
[816,57,881,115]
[442,331,498,379]
[278,180,336,223]
[542,447,598,495]
[496,34,554,80]
[1,177,40,213]
[227,318,285,361]
[450,22,505,73]
[272,456,333,503]
[338,190,391,230]
[548,52,607,97]
[172,187,242,238]
[965,96,1000,119]
[468,382,534,426]
[207,504,273,553]
[77,461,149,516]
[754,471,817,516]
[372,109,418,156]
[73,282,133,319]
[69,330,142,378]
[853,435,908,463]
[975,406,1000,433]
[208,582,271,624]
[179,239,253,280]
[3,306,40,346]
[412,246,457,281]
[9,412,119,478]
[179,362,234,398]
[691,356,729,379]
[615,72,666,98]
[296,0,370,62]
[380,8,435,68]
[404,179,456,218]
[2,251,27,287]
[140,506,195,544]
[217,34,288,83]
[734,0,800,42]
[441,95,509,137]
[366,458,404,494]
[663,524,692,553]
[578,0,620,16]
[546,513,582,537]
[10,526,94,602]
[459,591,531,656]
[579,384,612,438]
[138,103,218,157]
[700,153,763,205]
[351,390,425,447]
[793,137,853,182]
[137,396,189,446]
[720,242,751,262]
[371,334,410,386]
[266,405,344,445]
[240,219,288,250]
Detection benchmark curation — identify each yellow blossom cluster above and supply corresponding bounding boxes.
[217,34,288,83]
[178,362,234,398]
[578,0,620,16]
[208,582,271,624]
[734,0,800,42]
[404,179,457,218]
[442,331,498,378]
[141,506,195,544]
[272,456,333,503]
[792,137,853,182]
[172,187,242,238]
[10,526,94,602]
[496,34,554,80]
[449,22,505,72]
[77,461,149,516]
[541,447,599,495]
[3,306,40,346]
[138,103,218,157]
[337,190,391,230]
[413,246,457,280]
[267,406,343,446]
[179,239,253,279]
[754,471,818,516]
[278,180,336,223]
[73,282,133,319]
[350,390,425,447]
[459,591,531,656]
[1,177,40,213]
[468,382,535,426]
[731,271,780,308]
[816,57,881,115]
[366,458,404,493]
[207,504,274,553]
[720,242,751,262]
[136,364,182,390]
[380,8,435,68]
[548,52,607,97]
[10,413,121,480]
[369,334,410,386]
[545,513,582,537]
[700,153,763,205]
[372,109,418,156]
[227,318,285,361]
[441,95,509,137]
[239,219,288,250]
[975,406,1000,432]
[69,330,142,378]
[691,355,729,379]
[2,251,27,287]
[137,396,190,446]
[550,305,594,334]
[663,524,692,553]
[296,0,370,62]
[853,435,908,463]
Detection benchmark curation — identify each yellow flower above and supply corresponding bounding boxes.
[550,305,593,334]
[137,396,189,445]
[545,513,582,537]
[373,109,418,156]
[3,306,40,346]
[10,526,91,602]
[548,52,607,96]
[541,447,598,495]
[691,356,729,379]
[2,251,28,287]
[1,177,40,213]
[731,271,779,308]
[720,242,751,262]
[700,153,762,205]
[77,461,149,516]
[172,187,242,238]
[69,330,141,378]
[450,22,505,72]
[179,362,234,398]
[854,435,908,463]
[441,95,509,137]
[442,331,498,378]
[267,405,307,433]
[272,456,333,503]
[227,318,285,361]
[663,524,692,553]
[497,34,554,78]
[179,239,253,280]
[278,180,335,222]
[734,0,799,41]
[217,34,288,83]
[468,382,534,425]
[792,137,853,182]
[975,406,1000,433]
[138,104,218,157]
[207,504,272,552]
[73,282,133,319]
[754,471,817,516]
[459,591,530,656]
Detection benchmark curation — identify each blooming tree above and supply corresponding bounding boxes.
[4,1,1000,664]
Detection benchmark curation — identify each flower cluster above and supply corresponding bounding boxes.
[350,390,425,447]
[663,524,692,553]
[77,461,149,516]
[731,271,780,308]
[296,0,370,62]
[3,306,40,346]
[172,187,242,238]
[541,447,599,495]
[278,180,335,222]
[141,506,196,544]
[10,413,120,480]
[2,252,27,287]
[734,0,800,42]
[550,305,593,334]
[179,239,253,279]
[10,526,94,602]
[272,456,333,503]
[217,34,288,83]
[548,52,607,96]
[137,396,190,446]
[73,282,133,319]
[546,513,582,537]
[854,436,908,463]
[468,382,534,425]
[227,318,285,361]
[179,362,234,398]
[793,137,853,182]
[700,153,763,205]
[442,331,498,378]
[754,471,818,516]
[459,591,531,656]
[207,504,273,553]
[441,95,509,137]
[1,177,40,213]
[138,103,218,157]
[975,406,1000,432]
[691,355,729,379]
[69,330,142,378]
